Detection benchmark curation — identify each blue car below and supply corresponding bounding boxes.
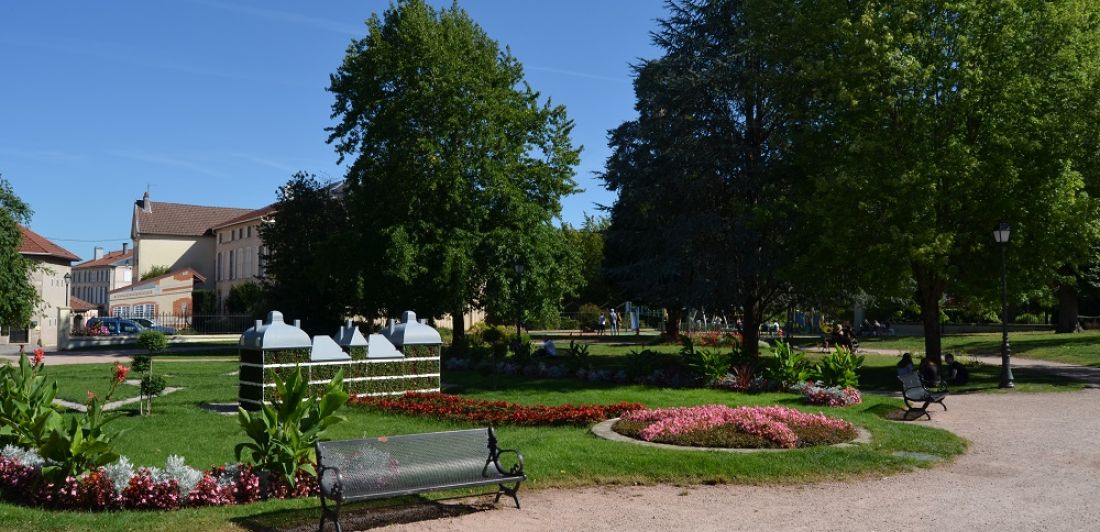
[86,317,177,336]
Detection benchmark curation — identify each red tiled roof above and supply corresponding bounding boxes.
[18,226,80,261]
[73,249,133,269]
[134,199,253,237]
[211,204,276,230]
[69,296,97,311]
[109,267,206,294]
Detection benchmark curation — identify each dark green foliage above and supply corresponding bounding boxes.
[235,366,348,487]
[576,303,601,332]
[258,173,351,333]
[0,353,60,448]
[130,355,151,374]
[0,176,38,329]
[689,349,732,385]
[39,396,120,482]
[140,375,167,398]
[225,282,267,317]
[139,265,171,281]
[191,289,217,315]
[565,340,592,373]
[327,0,582,332]
[562,216,616,308]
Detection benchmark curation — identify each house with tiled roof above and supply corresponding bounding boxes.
[130,191,252,286]
[211,204,275,307]
[1,226,80,348]
[108,268,206,319]
[72,245,134,310]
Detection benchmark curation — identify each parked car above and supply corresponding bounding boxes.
[130,318,178,335]
[85,317,177,336]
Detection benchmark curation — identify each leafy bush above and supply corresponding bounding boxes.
[764,342,810,390]
[0,351,60,448]
[39,396,121,482]
[690,349,731,385]
[137,330,168,354]
[565,340,592,372]
[1014,312,1043,324]
[235,365,348,488]
[577,303,601,331]
[140,375,168,414]
[812,347,864,388]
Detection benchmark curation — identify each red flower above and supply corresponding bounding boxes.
[86,390,96,401]
[350,392,644,426]
[113,363,130,384]
[32,348,45,367]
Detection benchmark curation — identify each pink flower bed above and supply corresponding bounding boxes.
[620,405,854,449]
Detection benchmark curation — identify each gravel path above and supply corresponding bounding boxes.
[365,388,1100,532]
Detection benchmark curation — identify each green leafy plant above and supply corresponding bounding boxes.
[139,375,167,415]
[39,395,120,482]
[130,354,151,374]
[690,349,732,385]
[0,351,61,448]
[764,342,810,390]
[813,346,865,388]
[565,340,592,372]
[235,365,349,489]
[137,329,168,353]
[577,303,602,332]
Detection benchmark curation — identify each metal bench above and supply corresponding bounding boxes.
[898,373,948,420]
[316,427,525,532]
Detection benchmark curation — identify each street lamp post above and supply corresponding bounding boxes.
[63,272,71,306]
[993,222,1014,388]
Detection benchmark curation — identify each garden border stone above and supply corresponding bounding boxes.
[590,417,871,453]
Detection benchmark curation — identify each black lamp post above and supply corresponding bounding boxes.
[513,261,525,341]
[993,222,1014,388]
[63,272,71,306]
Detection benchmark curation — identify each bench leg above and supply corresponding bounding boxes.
[495,481,522,509]
[319,493,343,532]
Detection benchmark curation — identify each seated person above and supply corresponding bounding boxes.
[944,353,969,385]
[896,352,915,376]
[918,356,941,387]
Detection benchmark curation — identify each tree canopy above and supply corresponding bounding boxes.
[0,176,39,329]
[326,0,582,335]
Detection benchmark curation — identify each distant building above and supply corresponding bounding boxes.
[1,226,80,348]
[212,204,275,308]
[71,245,133,310]
[130,191,252,285]
[108,268,206,319]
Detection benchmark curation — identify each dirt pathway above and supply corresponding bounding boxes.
[364,389,1100,532]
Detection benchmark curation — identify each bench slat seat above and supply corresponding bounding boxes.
[317,427,524,532]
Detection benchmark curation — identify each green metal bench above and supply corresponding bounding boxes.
[316,427,525,532]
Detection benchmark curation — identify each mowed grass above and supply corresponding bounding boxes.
[858,330,1100,366]
[0,358,967,531]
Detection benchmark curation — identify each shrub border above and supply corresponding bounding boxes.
[590,418,872,453]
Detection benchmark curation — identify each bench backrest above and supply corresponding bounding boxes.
[317,428,505,496]
[899,373,930,400]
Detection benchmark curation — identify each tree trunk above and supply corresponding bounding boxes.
[665,307,682,340]
[741,299,760,358]
[915,272,945,364]
[452,307,466,341]
[1055,283,1079,333]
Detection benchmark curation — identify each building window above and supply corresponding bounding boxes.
[229,250,235,280]
[113,306,129,318]
[247,226,251,239]
[219,232,223,244]
[132,304,155,319]
[217,252,223,281]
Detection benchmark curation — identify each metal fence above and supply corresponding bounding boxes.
[143,312,257,334]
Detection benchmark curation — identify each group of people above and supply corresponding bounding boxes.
[859,319,893,337]
[596,308,621,335]
[897,352,969,387]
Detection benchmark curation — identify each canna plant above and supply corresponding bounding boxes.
[0,351,61,448]
[813,346,865,388]
[764,341,810,390]
[39,395,121,482]
[235,365,348,489]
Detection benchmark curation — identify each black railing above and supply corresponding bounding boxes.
[136,312,257,335]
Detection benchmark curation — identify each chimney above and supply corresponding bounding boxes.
[122,242,129,254]
[141,191,152,213]
[93,246,105,260]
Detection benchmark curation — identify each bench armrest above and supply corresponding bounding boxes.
[493,448,525,477]
[318,464,344,500]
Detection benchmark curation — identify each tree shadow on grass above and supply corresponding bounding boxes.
[232,495,493,532]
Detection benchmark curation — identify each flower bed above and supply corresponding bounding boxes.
[351,392,642,426]
[789,381,863,407]
[612,405,856,449]
[0,447,316,511]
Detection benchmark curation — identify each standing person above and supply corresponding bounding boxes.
[598,313,606,336]
[609,308,619,335]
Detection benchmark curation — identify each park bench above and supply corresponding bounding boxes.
[898,373,948,420]
[316,427,526,532]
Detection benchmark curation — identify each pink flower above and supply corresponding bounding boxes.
[113,363,130,384]
[86,390,96,401]
[32,348,45,367]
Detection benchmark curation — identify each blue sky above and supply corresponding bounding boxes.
[0,0,666,259]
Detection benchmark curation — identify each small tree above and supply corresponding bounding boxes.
[134,330,168,415]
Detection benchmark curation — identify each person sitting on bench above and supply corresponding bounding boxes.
[896,352,915,377]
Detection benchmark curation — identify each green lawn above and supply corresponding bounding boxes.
[858,330,1100,366]
[0,358,968,531]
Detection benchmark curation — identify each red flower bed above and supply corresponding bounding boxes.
[350,392,643,426]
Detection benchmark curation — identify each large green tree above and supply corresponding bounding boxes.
[602,0,820,352]
[0,176,39,329]
[258,173,352,333]
[327,0,581,337]
[562,215,616,309]
[800,0,1100,360]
